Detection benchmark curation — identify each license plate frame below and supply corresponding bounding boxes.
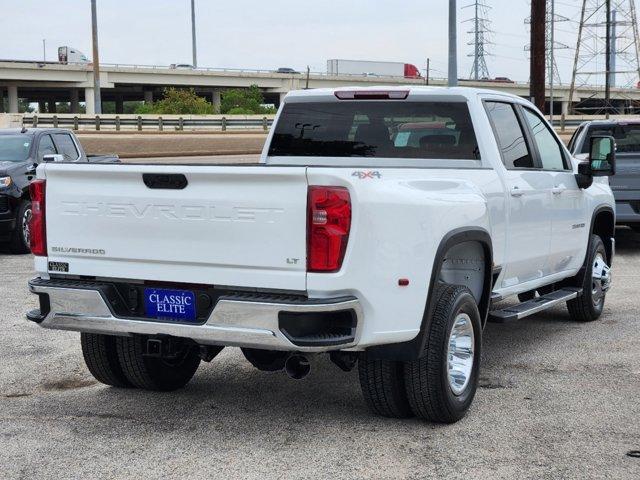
[143,287,197,322]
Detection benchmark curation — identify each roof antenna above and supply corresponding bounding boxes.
[20,126,27,133]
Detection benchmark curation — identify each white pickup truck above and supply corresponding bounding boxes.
[26,87,616,423]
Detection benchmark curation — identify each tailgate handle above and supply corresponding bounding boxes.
[142,173,188,190]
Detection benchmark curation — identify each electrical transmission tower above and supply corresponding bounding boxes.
[569,0,640,113]
[463,0,493,80]
[525,0,570,85]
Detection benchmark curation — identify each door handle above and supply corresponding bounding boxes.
[552,185,566,195]
[510,186,524,197]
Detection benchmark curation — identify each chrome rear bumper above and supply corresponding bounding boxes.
[28,278,362,352]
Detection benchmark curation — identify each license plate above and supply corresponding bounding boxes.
[144,288,196,322]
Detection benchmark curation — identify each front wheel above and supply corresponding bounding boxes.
[9,200,31,254]
[403,284,482,423]
[567,234,611,322]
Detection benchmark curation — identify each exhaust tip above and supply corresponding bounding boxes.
[284,354,311,380]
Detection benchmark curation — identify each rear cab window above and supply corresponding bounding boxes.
[268,99,480,163]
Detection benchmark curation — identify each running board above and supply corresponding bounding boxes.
[488,287,582,323]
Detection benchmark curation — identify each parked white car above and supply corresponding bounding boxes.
[26,86,615,423]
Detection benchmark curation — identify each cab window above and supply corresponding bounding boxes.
[484,101,534,169]
[37,134,57,162]
[52,133,79,161]
[522,108,567,170]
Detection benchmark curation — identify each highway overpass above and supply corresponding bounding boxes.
[1,60,639,114]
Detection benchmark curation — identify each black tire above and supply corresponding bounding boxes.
[9,200,31,254]
[404,284,482,423]
[116,335,201,391]
[358,351,413,418]
[631,225,640,234]
[81,333,132,388]
[567,234,609,322]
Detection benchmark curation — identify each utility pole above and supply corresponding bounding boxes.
[570,1,640,115]
[191,0,197,68]
[605,0,611,118]
[426,58,430,85]
[42,39,46,61]
[530,0,546,112]
[90,0,102,114]
[463,0,492,80]
[448,0,458,87]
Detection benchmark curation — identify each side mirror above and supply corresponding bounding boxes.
[43,154,64,163]
[588,135,616,176]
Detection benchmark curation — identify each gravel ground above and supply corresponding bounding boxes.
[1,230,639,480]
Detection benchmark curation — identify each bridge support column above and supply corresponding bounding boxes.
[85,87,95,114]
[211,90,221,112]
[0,88,4,113]
[38,101,46,113]
[278,92,287,107]
[70,89,80,113]
[144,90,153,104]
[115,95,124,114]
[561,100,569,116]
[7,85,18,113]
[48,100,57,113]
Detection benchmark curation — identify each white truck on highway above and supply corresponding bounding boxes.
[26,87,616,423]
[327,59,422,78]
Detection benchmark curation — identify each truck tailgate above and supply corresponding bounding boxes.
[43,163,308,291]
[610,153,640,192]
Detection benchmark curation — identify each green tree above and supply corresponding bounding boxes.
[220,85,275,114]
[134,88,215,115]
[18,99,35,113]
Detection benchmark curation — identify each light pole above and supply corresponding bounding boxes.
[42,39,46,61]
[448,0,458,87]
[191,0,197,67]
[550,0,555,122]
[91,0,102,114]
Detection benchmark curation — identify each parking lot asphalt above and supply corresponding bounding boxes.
[1,230,639,480]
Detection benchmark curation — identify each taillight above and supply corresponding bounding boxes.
[307,186,351,272]
[29,179,46,256]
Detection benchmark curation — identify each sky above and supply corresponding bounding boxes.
[0,0,593,84]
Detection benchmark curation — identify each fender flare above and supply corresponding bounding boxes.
[368,227,494,361]
[561,204,615,289]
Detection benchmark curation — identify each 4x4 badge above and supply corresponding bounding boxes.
[352,170,381,179]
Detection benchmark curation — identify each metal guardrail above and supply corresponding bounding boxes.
[22,115,274,132]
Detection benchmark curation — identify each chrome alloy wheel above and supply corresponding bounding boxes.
[447,312,475,396]
[22,207,32,247]
[591,252,611,307]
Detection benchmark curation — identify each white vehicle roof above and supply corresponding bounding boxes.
[283,85,523,103]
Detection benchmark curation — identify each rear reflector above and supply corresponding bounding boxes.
[307,186,351,272]
[334,90,409,100]
[29,179,46,256]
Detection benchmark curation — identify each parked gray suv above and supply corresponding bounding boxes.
[568,120,640,233]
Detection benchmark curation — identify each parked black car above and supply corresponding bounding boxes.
[0,128,118,253]
[568,120,640,233]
